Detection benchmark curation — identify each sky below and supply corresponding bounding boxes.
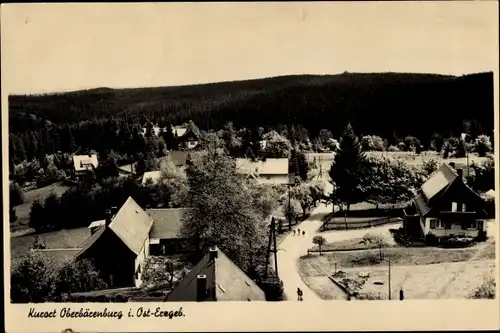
[1,2,498,94]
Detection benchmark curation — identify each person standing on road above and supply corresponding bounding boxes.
[297,228,301,235]
[302,231,305,236]
[293,230,296,236]
[297,287,303,301]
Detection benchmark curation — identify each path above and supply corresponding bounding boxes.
[276,183,402,301]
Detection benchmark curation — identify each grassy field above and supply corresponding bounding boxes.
[11,182,70,234]
[307,151,492,179]
[299,246,490,277]
[310,235,395,252]
[10,227,90,260]
[343,260,496,299]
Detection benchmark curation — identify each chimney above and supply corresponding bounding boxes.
[110,206,118,215]
[449,162,456,170]
[457,168,463,179]
[196,274,207,302]
[105,209,112,226]
[209,246,218,261]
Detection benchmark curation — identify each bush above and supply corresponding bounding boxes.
[468,277,495,299]
[11,251,56,303]
[440,236,475,248]
[257,275,286,301]
[356,292,387,300]
[387,145,400,152]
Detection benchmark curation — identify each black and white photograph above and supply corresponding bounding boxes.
[2,1,499,332]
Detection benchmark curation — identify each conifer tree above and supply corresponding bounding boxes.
[328,123,367,212]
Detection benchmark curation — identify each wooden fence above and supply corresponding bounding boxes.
[321,216,403,231]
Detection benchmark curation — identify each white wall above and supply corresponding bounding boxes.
[259,174,289,185]
[134,238,149,288]
[186,141,198,149]
[424,217,480,238]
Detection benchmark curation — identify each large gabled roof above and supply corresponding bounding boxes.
[77,197,153,258]
[235,158,289,176]
[109,197,153,255]
[148,208,190,239]
[165,247,266,302]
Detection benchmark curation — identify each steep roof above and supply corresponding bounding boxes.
[421,163,458,201]
[77,197,153,258]
[148,208,190,239]
[76,225,107,258]
[173,126,187,137]
[73,154,99,171]
[142,171,162,185]
[235,158,289,176]
[109,197,154,255]
[165,247,266,302]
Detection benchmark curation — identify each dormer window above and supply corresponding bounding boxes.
[451,202,458,212]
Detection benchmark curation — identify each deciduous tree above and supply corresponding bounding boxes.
[312,235,326,255]
[181,153,267,271]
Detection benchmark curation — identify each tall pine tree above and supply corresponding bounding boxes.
[328,123,367,212]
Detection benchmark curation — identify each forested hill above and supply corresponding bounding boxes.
[8,72,494,139]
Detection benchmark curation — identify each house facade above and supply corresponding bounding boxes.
[78,197,153,288]
[177,129,200,150]
[403,164,489,243]
[235,158,290,185]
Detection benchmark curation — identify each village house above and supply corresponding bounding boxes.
[235,158,290,185]
[141,170,163,186]
[147,208,192,255]
[77,197,153,288]
[175,126,200,150]
[72,154,99,179]
[165,246,266,302]
[403,163,490,244]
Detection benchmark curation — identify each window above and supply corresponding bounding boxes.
[266,176,271,180]
[430,219,437,229]
[462,203,467,212]
[470,221,477,229]
[451,202,458,212]
[478,221,484,231]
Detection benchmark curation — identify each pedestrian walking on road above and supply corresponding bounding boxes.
[297,228,301,235]
[293,230,296,236]
[302,231,305,236]
[297,287,303,301]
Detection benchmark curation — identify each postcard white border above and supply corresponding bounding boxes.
[2,2,499,332]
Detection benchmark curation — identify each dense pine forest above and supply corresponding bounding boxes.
[8,71,494,166]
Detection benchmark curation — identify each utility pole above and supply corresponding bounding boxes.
[388,257,392,300]
[288,183,292,231]
[265,217,279,279]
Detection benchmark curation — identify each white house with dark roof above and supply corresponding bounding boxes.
[141,170,163,186]
[403,163,490,243]
[72,154,99,178]
[235,158,290,185]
